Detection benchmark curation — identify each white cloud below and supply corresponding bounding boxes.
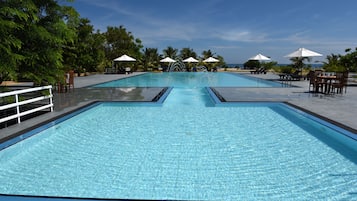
[78,0,134,16]
[215,29,268,42]
[211,45,241,49]
[282,31,315,44]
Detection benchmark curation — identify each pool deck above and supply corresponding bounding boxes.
[1,72,357,140]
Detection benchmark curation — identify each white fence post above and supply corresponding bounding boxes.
[49,87,53,112]
[15,94,21,123]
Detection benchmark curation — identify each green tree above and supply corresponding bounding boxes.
[322,54,345,72]
[179,47,197,71]
[322,48,357,73]
[91,31,106,72]
[63,18,105,74]
[339,48,357,72]
[262,61,278,70]
[179,47,197,60]
[19,1,78,85]
[201,49,216,71]
[143,48,160,71]
[201,49,214,59]
[244,60,260,69]
[162,46,178,59]
[104,25,142,66]
[289,57,311,70]
[215,55,226,70]
[0,0,79,85]
[0,0,37,83]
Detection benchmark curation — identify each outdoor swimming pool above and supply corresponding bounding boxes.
[0,72,356,200]
[0,89,356,200]
[93,72,282,87]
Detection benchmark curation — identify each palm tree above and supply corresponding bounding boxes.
[323,54,345,72]
[290,57,310,68]
[143,48,160,71]
[339,47,357,72]
[162,46,178,59]
[179,48,197,71]
[179,47,197,60]
[289,57,312,76]
[201,49,214,59]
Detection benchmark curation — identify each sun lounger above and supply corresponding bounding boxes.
[288,70,302,81]
[250,67,266,74]
[125,67,132,74]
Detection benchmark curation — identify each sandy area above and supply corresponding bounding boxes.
[0,81,34,87]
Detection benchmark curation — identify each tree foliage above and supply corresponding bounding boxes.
[104,25,142,63]
[19,1,78,85]
[63,18,105,74]
[289,57,311,70]
[201,49,214,59]
[322,54,344,72]
[244,60,260,69]
[0,0,78,85]
[323,48,357,72]
[179,47,197,59]
[340,48,357,72]
[143,48,160,70]
[162,46,178,59]
[0,0,37,83]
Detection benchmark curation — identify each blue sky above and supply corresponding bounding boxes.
[66,0,357,64]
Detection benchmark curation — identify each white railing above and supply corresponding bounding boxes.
[0,85,53,124]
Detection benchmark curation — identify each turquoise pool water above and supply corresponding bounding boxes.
[0,88,356,200]
[93,72,282,87]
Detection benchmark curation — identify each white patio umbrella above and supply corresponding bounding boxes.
[183,57,199,63]
[113,54,136,74]
[203,57,219,72]
[285,48,322,77]
[203,57,219,63]
[113,54,136,62]
[160,57,176,63]
[249,53,271,61]
[285,48,322,58]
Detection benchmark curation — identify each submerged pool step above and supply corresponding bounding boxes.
[163,87,214,107]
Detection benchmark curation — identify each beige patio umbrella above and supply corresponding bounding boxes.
[203,57,219,71]
[160,57,176,71]
[249,53,271,61]
[183,57,199,71]
[285,48,322,58]
[285,48,322,76]
[113,54,136,73]
[203,57,219,63]
[183,57,199,63]
[113,54,136,61]
[160,57,176,63]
